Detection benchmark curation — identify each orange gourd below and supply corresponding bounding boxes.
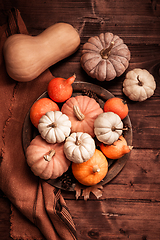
[61,95,103,137]
[72,149,108,186]
[47,74,76,102]
[100,135,133,159]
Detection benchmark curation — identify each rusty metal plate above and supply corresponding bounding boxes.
[22,81,132,191]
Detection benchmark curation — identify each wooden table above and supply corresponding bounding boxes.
[0,0,160,239]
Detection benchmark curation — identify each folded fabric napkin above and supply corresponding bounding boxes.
[0,8,77,240]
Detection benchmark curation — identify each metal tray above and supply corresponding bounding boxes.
[22,81,132,191]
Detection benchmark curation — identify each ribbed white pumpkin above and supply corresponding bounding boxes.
[64,132,95,163]
[123,68,156,101]
[38,111,71,143]
[94,112,123,145]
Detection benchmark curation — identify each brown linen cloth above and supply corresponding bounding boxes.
[0,8,77,240]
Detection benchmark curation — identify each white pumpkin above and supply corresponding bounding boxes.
[94,112,123,145]
[64,132,95,163]
[123,68,156,101]
[38,111,71,143]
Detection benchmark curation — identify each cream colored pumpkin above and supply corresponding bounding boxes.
[26,135,71,180]
[3,23,80,82]
[123,68,156,101]
[94,112,123,145]
[64,132,95,163]
[38,111,71,143]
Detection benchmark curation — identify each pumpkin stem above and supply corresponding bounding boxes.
[129,146,133,150]
[137,75,143,86]
[66,73,76,85]
[112,126,128,131]
[100,41,114,60]
[47,122,57,128]
[75,135,81,145]
[92,165,100,173]
[73,105,85,121]
[43,149,56,162]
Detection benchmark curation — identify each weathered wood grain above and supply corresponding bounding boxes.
[0,0,160,239]
[65,199,160,240]
[62,149,160,200]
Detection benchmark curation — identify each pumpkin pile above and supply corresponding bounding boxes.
[3,24,156,188]
[26,76,132,187]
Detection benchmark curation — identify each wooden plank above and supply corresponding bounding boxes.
[62,149,160,201]
[1,0,160,44]
[0,0,159,239]
[66,199,160,240]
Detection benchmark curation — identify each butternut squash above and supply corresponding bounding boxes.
[3,22,80,82]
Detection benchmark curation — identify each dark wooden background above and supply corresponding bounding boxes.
[0,0,160,239]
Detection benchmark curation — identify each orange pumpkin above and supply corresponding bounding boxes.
[47,74,76,103]
[26,135,71,180]
[61,95,103,137]
[72,149,108,186]
[30,97,59,128]
[103,97,129,120]
[100,135,133,159]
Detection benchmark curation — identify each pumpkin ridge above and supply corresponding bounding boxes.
[109,58,125,76]
[112,36,123,48]
[98,33,106,49]
[81,53,100,66]
[76,95,89,112]
[85,109,102,116]
[31,157,49,174]
[39,160,53,179]
[109,54,128,69]
[83,56,102,71]
[82,49,100,54]
[54,128,65,142]
[112,43,128,51]
[79,120,94,136]
[82,100,102,115]
[104,59,117,78]
[104,32,114,43]
[105,60,116,81]
[81,118,93,131]
[84,41,102,52]
[88,36,104,50]
[88,60,102,74]
[112,46,130,58]
[111,51,130,62]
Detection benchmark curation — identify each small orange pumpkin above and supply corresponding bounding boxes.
[61,95,103,137]
[100,135,133,159]
[72,149,108,186]
[103,97,128,120]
